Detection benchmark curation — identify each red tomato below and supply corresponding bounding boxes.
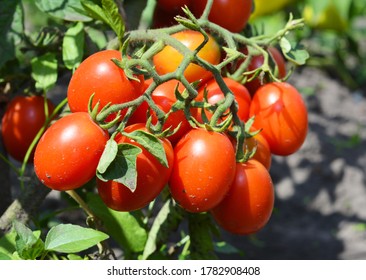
[157,0,191,13]
[169,128,236,213]
[67,50,144,121]
[34,112,109,191]
[97,123,174,212]
[1,95,55,162]
[195,77,251,123]
[153,30,221,84]
[191,0,252,33]
[244,131,272,170]
[211,159,274,235]
[244,47,287,95]
[249,82,308,156]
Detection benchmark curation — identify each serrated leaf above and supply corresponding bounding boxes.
[44,224,109,253]
[142,199,184,260]
[123,130,168,167]
[31,52,58,91]
[81,0,108,22]
[86,193,147,253]
[14,222,45,260]
[96,143,141,192]
[97,139,119,174]
[102,0,125,42]
[62,21,85,69]
[35,0,92,21]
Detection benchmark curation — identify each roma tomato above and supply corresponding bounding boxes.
[244,131,272,170]
[249,82,308,156]
[195,77,251,123]
[211,159,274,235]
[67,50,144,121]
[191,0,252,33]
[157,0,191,13]
[97,123,174,212]
[34,112,109,191]
[153,30,221,84]
[169,128,236,213]
[1,95,55,162]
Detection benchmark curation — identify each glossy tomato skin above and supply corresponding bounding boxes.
[211,160,274,235]
[245,131,272,170]
[195,77,251,123]
[191,0,252,33]
[249,82,308,156]
[169,128,236,213]
[153,30,221,84]
[34,112,109,191]
[1,95,55,162]
[97,123,174,212]
[67,50,144,121]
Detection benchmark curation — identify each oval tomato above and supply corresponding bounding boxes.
[153,30,221,84]
[169,128,236,213]
[244,131,272,170]
[34,112,109,191]
[97,123,174,212]
[67,50,144,121]
[249,82,308,156]
[195,77,251,123]
[211,159,274,235]
[191,0,252,33]
[1,95,55,162]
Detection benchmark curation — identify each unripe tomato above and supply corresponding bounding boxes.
[97,123,174,212]
[1,95,55,162]
[67,50,144,122]
[249,82,308,156]
[211,159,274,235]
[169,128,236,213]
[250,0,295,20]
[153,30,221,84]
[191,0,252,33]
[34,112,109,191]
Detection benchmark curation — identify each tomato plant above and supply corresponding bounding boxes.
[169,128,236,213]
[67,50,144,122]
[211,159,274,235]
[34,112,109,191]
[1,95,55,162]
[152,30,221,84]
[249,82,308,156]
[191,0,252,33]
[97,123,174,212]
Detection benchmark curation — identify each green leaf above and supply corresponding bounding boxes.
[96,143,141,192]
[280,38,309,66]
[31,52,58,91]
[214,241,244,256]
[102,0,125,42]
[44,224,109,253]
[84,26,108,50]
[81,0,110,23]
[142,199,184,260]
[0,230,17,256]
[0,0,23,68]
[62,21,85,70]
[123,130,168,168]
[13,222,45,260]
[0,252,12,260]
[35,0,92,21]
[86,193,147,253]
[97,139,119,174]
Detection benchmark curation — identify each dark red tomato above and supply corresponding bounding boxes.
[211,159,274,235]
[1,95,55,162]
[169,128,236,213]
[34,112,109,191]
[191,0,252,33]
[153,30,221,84]
[97,123,174,212]
[244,47,287,95]
[67,50,144,122]
[157,0,191,12]
[249,82,308,156]
[195,77,251,123]
[152,5,185,28]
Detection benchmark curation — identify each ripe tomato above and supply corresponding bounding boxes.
[169,128,236,213]
[249,82,308,156]
[1,95,55,162]
[211,159,274,235]
[153,30,221,84]
[195,77,251,123]
[191,0,252,33]
[67,50,144,121]
[157,0,191,13]
[244,131,272,170]
[34,112,109,191]
[97,123,174,212]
